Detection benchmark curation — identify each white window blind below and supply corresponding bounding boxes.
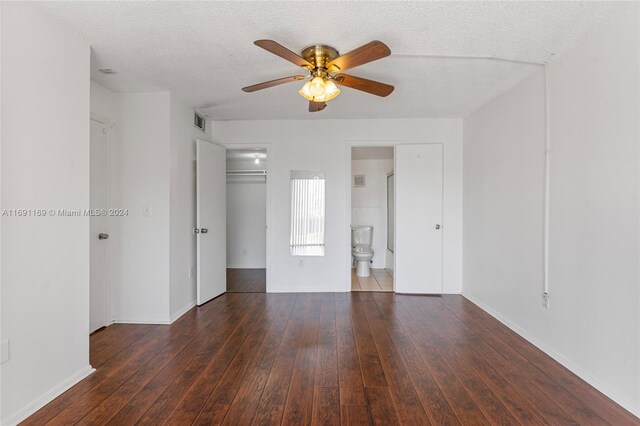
[290,171,325,256]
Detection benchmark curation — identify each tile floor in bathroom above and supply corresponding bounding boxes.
[351,268,394,292]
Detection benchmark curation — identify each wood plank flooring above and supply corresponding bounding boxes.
[227,268,266,292]
[23,293,639,425]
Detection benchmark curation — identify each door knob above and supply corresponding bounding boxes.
[200,228,208,234]
[98,233,109,240]
[435,224,441,230]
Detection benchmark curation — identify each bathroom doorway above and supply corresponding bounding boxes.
[225,148,267,292]
[350,146,395,292]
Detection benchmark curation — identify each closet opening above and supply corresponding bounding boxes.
[225,148,267,292]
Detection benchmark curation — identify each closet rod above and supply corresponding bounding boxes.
[226,170,267,177]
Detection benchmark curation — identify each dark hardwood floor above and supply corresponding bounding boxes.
[227,268,266,292]
[23,293,638,425]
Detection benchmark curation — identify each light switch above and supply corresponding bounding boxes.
[143,204,153,217]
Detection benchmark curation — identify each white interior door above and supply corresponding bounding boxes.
[395,144,443,293]
[90,119,110,332]
[196,140,226,305]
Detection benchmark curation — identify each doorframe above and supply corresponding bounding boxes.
[90,112,114,329]
[222,143,272,293]
[345,140,399,292]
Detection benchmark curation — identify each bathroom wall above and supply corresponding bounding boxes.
[351,159,394,269]
[386,173,395,276]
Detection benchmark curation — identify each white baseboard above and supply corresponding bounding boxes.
[462,292,640,418]
[268,288,349,293]
[2,365,95,426]
[170,300,196,323]
[111,316,171,325]
[226,265,267,269]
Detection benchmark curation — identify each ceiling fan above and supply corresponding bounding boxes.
[242,40,394,112]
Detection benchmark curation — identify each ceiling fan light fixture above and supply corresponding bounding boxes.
[298,77,340,102]
[309,76,326,97]
[323,80,340,101]
[299,80,314,101]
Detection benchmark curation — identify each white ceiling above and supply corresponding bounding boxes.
[352,147,394,161]
[37,1,631,120]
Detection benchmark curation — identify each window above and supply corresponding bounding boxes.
[290,171,325,256]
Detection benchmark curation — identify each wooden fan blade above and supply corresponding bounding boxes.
[326,41,391,72]
[309,101,327,112]
[242,75,306,92]
[334,74,394,97]
[254,40,314,69]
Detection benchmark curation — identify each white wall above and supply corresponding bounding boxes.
[225,157,267,268]
[109,92,172,323]
[351,159,393,269]
[1,4,91,424]
[226,178,267,268]
[169,95,209,319]
[90,80,118,121]
[90,85,211,323]
[463,9,639,415]
[212,118,462,293]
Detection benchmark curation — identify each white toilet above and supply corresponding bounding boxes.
[351,226,374,277]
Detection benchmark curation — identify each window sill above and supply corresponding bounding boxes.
[290,246,325,256]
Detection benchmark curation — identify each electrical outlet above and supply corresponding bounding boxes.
[1,340,9,364]
[542,292,550,309]
[298,259,304,268]
[189,266,194,278]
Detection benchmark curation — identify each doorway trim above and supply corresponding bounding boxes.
[222,143,272,293]
[345,140,399,292]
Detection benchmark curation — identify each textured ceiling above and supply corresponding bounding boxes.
[37,1,632,120]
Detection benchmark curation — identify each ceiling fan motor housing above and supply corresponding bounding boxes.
[301,45,340,72]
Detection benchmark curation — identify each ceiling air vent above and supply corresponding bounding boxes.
[353,175,366,188]
[194,112,206,132]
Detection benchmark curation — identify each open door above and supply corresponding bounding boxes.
[90,119,111,332]
[196,140,226,305]
[395,144,443,293]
